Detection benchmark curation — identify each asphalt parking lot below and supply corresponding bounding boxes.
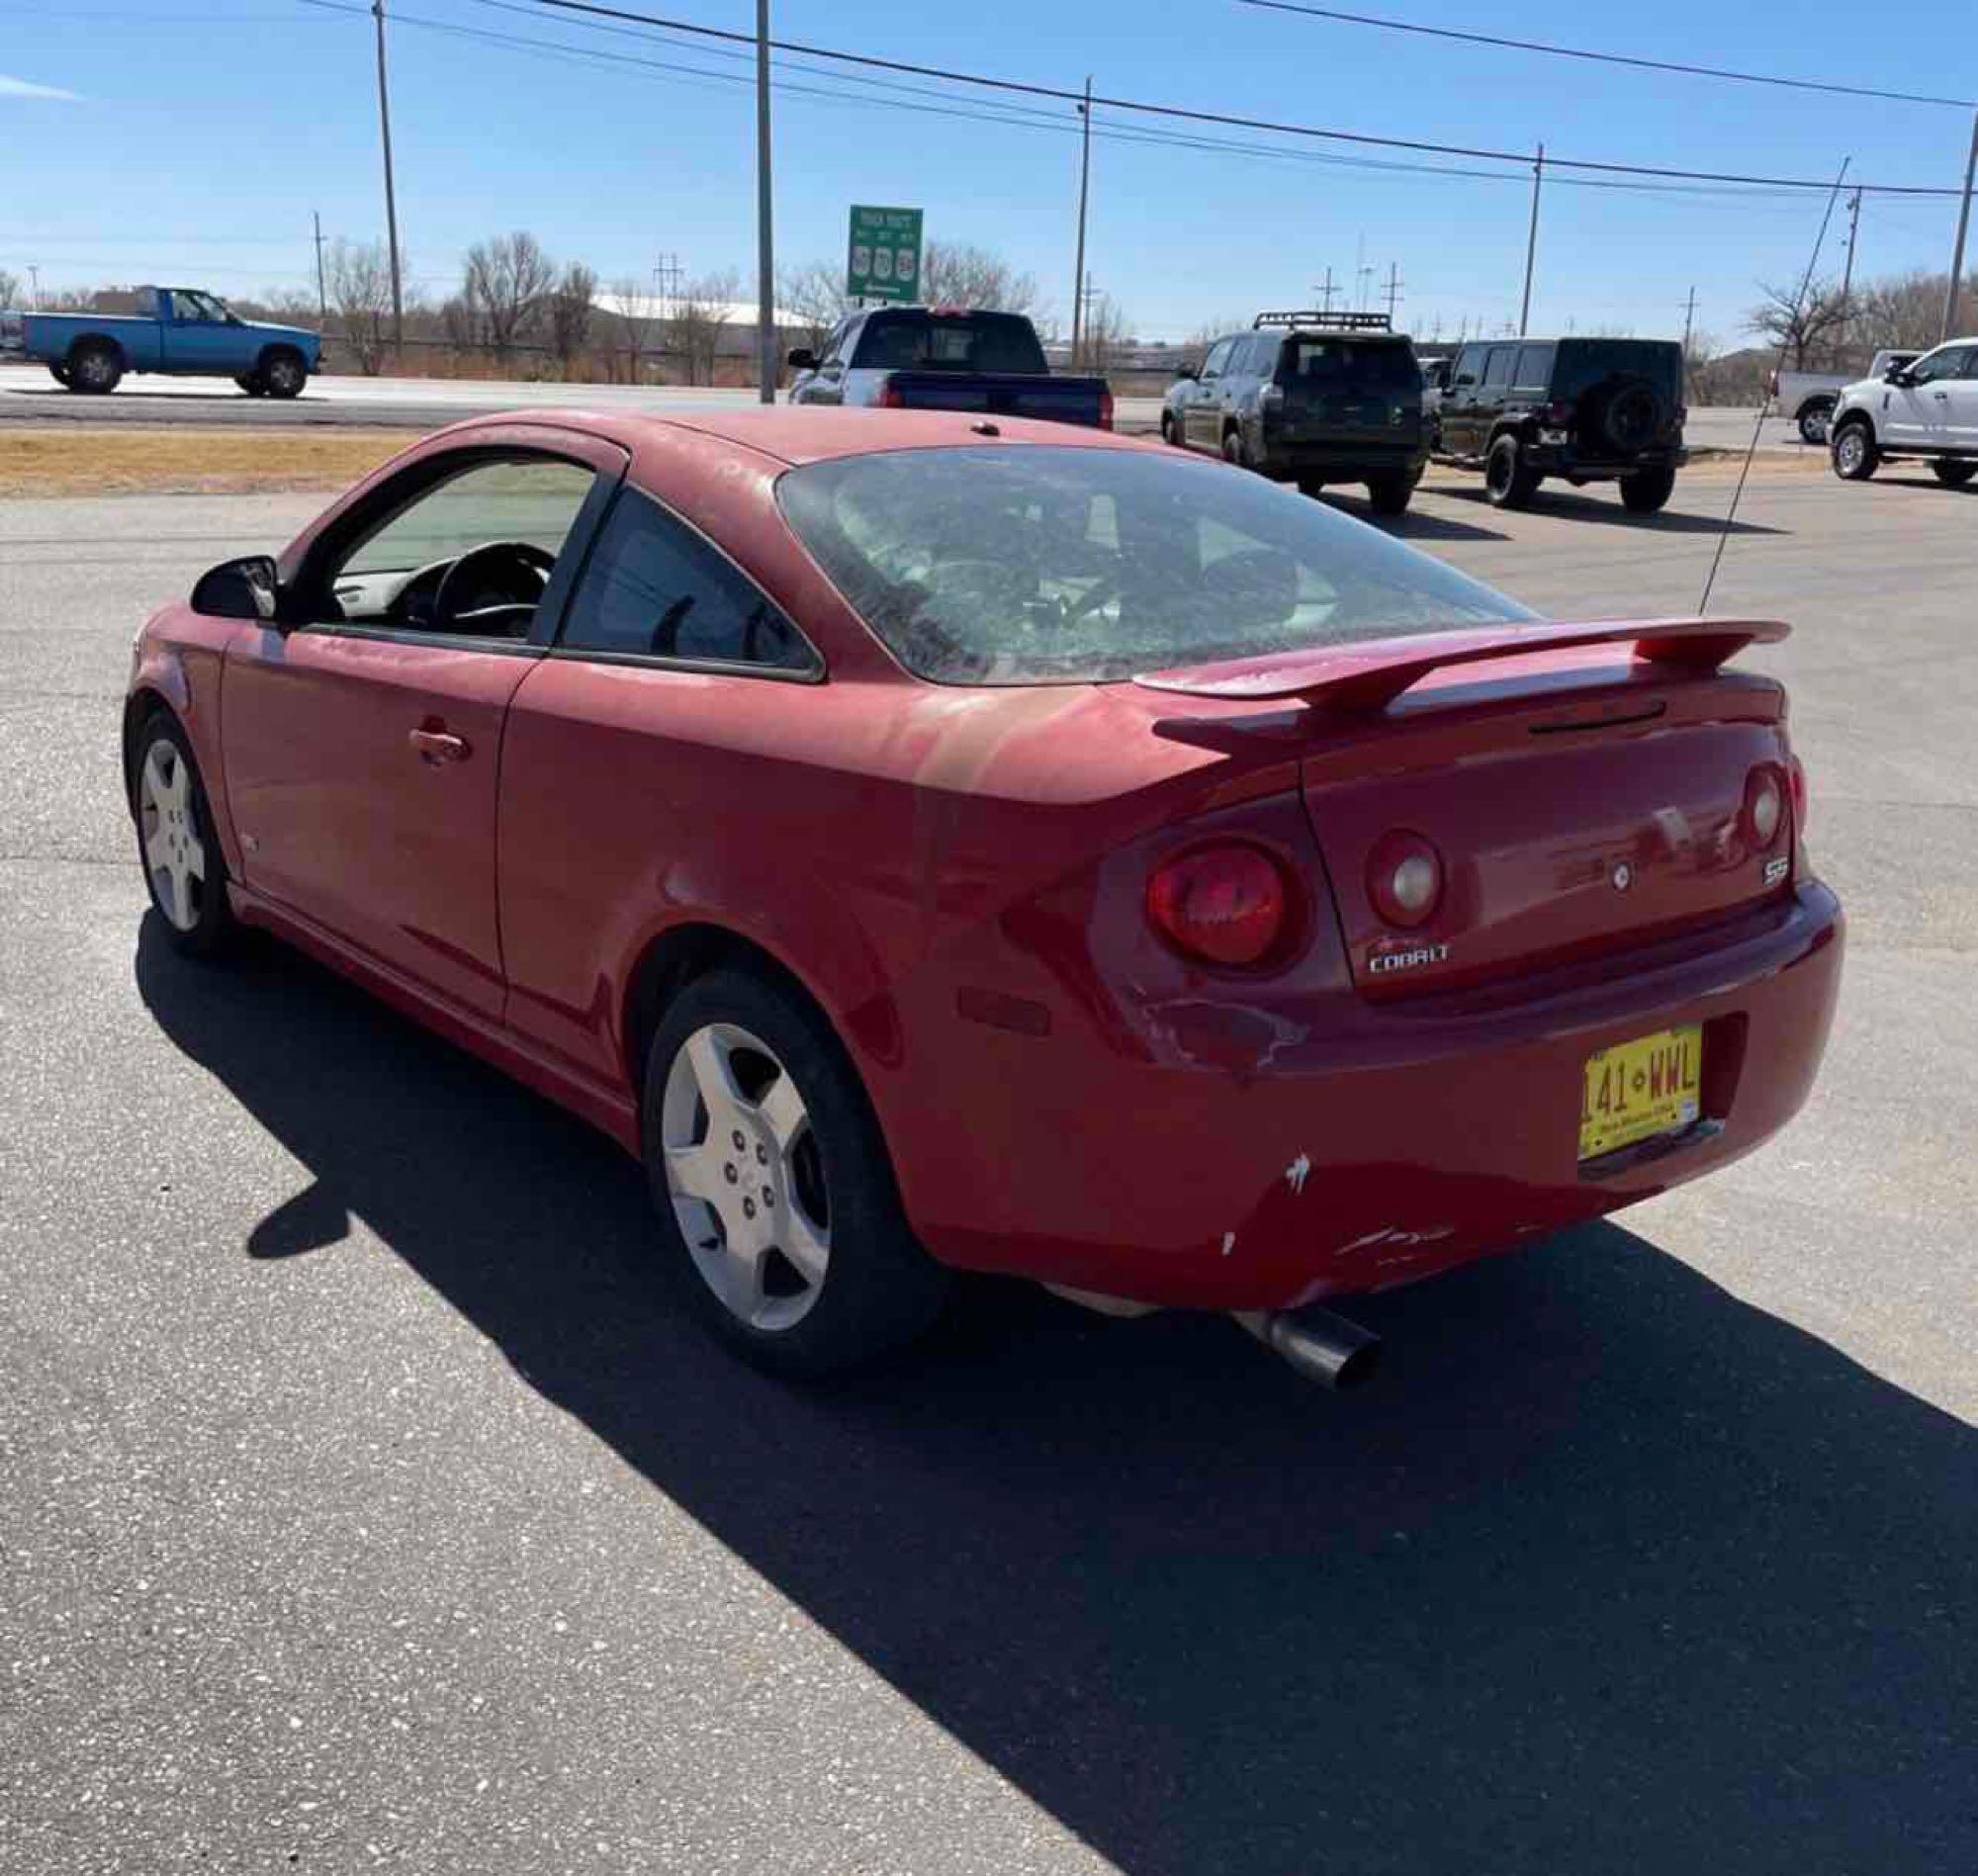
[2,462,1973,1874]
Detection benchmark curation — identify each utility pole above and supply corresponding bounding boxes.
[1383,261,1402,324]
[1518,142,1544,337]
[1681,285,1697,354]
[313,211,328,324]
[27,264,40,310]
[755,0,775,402]
[1942,108,1978,341]
[1314,266,1336,314]
[1071,76,1092,370]
[372,0,404,358]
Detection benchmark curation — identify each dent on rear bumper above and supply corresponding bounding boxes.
[903,882,1843,1311]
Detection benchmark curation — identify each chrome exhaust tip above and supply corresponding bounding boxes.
[1235,1304,1382,1390]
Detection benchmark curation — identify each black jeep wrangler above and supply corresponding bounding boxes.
[1433,336,1687,511]
[1161,311,1427,514]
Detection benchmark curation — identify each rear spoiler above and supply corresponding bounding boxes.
[1134,617,1789,715]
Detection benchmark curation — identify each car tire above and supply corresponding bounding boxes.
[1221,426,1248,469]
[234,372,267,397]
[1929,459,1977,488]
[1297,477,1325,497]
[641,966,948,1379]
[1484,435,1539,508]
[133,712,235,959]
[1832,420,1879,481]
[66,340,123,395]
[1160,411,1182,448]
[1797,400,1835,445]
[1618,467,1676,513]
[1365,471,1415,516]
[47,363,70,388]
[258,348,307,399]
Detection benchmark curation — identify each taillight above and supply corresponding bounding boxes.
[1146,844,1288,966]
[1788,755,1808,836]
[877,381,904,408]
[1367,831,1443,928]
[1543,399,1573,426]
[1745,766,1785,848]
[1098,386,1115,430]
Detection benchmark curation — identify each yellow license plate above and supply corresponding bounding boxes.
[1579,1025,1702,1161]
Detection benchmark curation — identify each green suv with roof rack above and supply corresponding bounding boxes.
[1160,311,1428,515]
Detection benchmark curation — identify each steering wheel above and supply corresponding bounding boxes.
[1061,572,1126,626]
[432,539,558,633]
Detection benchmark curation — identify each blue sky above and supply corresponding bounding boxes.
[2,0,1973,347]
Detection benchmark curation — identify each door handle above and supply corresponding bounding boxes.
[1933,391,1950,401]
[408,726,470,763]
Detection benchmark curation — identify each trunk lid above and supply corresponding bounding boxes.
[1271,337,1421,446]
[1137,620,1795,995]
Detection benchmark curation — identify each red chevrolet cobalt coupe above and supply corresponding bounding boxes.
[126,410,1842,1384]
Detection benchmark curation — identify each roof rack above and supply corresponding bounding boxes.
[1252,310,1393,331]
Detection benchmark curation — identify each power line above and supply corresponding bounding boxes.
[1236,0,1976,112]
[518,0,1967,197]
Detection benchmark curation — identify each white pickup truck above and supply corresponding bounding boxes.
[1772,351,1918,444]
[1828,337,1978,485]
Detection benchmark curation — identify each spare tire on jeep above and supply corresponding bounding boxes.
[1585,378,1665,455]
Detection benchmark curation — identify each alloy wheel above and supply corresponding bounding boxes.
[138,739,207,932]
[1836,430,1865,475]
[660,1022,831,1332]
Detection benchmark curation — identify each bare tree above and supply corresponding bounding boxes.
[671,267,738,386]
[1082,295,1133,375]
[920,242,1039,313]
[0,268,20,310]
[1747,277,1852,371]
[776,258,850,351]
[546,261,597,371]
[326,237,401,375]
[1854,268,1977,352]
[462,230,555,362]
[607,276,667,383]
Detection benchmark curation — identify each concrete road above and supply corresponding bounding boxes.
[1,362,1802,452]
[3,465,1972,1874]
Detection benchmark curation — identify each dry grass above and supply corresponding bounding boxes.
[0,426,426,497]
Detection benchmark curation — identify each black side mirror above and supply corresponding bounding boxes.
[1173,363,1199,381]
[786,347,818,371]
[1886,367,1916,387]
[1454,373,1477,388]
[191,555,280,622]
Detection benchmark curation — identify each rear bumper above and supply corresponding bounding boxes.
[893,881,1843,1310]
[1527,441,1688,479]
[1257,439,1429,480]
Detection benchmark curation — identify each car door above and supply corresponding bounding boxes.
[221,431,625,1018]
[1440,345,1484,455]
[159,289,242,374]
[1882,345,1971,446]
[496,483,823,1084]
[1187,338,1236,449]
[1950,346,1978,452]
[796,316,854,405]
[1476,344,1515,446]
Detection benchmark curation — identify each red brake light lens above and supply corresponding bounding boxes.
[877,382,905,408]
[1098,386,1116,430]
[1788,755,1808,836]
[1146,844,1289,966]
[1745,767,1785,848]
[1367,831,1444,928]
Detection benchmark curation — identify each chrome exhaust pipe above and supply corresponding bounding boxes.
[1235,1304,1382,1390]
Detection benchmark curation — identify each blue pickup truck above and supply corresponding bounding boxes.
[0,286,321,397]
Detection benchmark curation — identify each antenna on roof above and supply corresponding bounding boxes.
[1699,157,1850,615]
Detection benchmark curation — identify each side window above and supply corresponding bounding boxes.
[1483,347,1515,390]
[821,318,853,368]
[1249,335,1283,376]
[1453,345,1483,386]
[1201,338,1236,381]
[1513,344,1554,393]
[327,454,597,633]
[174,291,223,324]
[560,488,816,672]
[1911,345,1976,385]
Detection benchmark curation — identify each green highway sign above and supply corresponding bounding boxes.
[847,205,924,304]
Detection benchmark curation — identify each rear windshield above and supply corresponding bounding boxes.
[851,312,1048,374]
[1281,339,1419,394]
[1553,339,1682,402]
[777,446,1534,686]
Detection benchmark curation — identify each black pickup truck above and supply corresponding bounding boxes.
[787,308,1113,428]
